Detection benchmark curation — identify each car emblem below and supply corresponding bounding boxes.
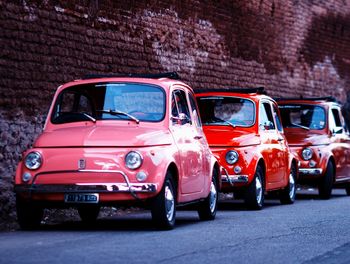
[78,159,86,169]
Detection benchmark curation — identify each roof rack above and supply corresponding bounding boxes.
[275,96,337,102]
[82,72,180,80]
[195,87,266,94]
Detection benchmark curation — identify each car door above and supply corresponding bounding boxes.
[170,88,203,194]
[329,107,350,179]
[259,100,287,186]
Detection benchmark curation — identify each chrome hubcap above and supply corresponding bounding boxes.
[165,185,175,222]
[209,181,217,213]
[289,172,295,199]
[256,176,263,204]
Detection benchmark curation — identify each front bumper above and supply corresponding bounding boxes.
[299,168,323,176]
[15,169,158,200]
[221,168,248,185]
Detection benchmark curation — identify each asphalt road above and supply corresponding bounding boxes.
[1,189,350,264]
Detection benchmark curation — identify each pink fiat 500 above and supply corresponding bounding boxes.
[15,72,220,230]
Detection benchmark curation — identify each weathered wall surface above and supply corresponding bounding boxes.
[0,0,349,230]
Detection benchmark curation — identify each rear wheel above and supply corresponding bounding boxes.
[198,170,218,220]
[346,185,350,196]
[16,196,44,230]
[78,206,100,223]
[279,164,296,204]
[244,166,264,210]
[318,161,334,199]
[151,172,176,230]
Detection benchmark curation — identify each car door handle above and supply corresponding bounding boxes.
[194,135,203,140]
[277,137,284,142]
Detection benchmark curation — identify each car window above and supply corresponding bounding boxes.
[188,93,202,128]
[259,102,275,130]
[330,108,343,134]
[273,105,283,132]
[197,96,255,127]
[279,104,326,130]
[51,83,166,124]
[171,89,191,125]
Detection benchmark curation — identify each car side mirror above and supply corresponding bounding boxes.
[332,127,343,135]
[261,121,273,131]
[171,113,192,125]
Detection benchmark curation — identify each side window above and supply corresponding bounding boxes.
[188,93,202,128]
[259,102,275,130]
[171,90,191,125]
[330,108,343,134]
[273,105,283,132]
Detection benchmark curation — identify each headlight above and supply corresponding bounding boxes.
[24,152,42,170]
[226,150,239,164]
[302,148,313,160]
[125,151,143,170]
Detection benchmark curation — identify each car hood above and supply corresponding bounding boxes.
[284,129,330,146]
[34,125,173,147]
[203,126,260,147]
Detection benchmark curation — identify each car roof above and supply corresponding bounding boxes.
[55,72,193,94]
[276,97,340,108]
[195,87,275,103]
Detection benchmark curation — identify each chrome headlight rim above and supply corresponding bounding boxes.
[226,150,239,165]
[302,147,313,161]
[125,151,143,170]
[24,151,43,170]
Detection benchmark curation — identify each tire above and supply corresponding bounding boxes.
[77,206,100,223]
[279,164,296,204]
[16,196,44,230]
[346,185,350,196]
[198,170,218,221]
[244,166,264,210]
[151,172,176,230]
[318,161,334,199]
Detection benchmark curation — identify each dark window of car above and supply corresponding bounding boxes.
[171,90,191,125]
[51,83,166,124]
[197,96,255,127]
[330,108,343,134]
[273,105,283,132]
[188,93,202,127]
[279,104,326,130]
[259,102,275,130]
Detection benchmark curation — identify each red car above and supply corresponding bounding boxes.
[15,72,220,230]
[278,97,350,198]
[196,88,298,209]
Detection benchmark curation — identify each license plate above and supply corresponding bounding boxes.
[64,193,99,204]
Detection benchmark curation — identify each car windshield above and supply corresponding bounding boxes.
[197,96,255,127]
[279,104,326,130]
[51,83,166,124]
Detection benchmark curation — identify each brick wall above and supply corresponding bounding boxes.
[0,0,349,229]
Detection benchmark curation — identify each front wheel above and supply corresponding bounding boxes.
[244,166,264,210]
[318,161,334,199]
[198,170,218,221]
[279,164,296,204]
[151,172,176,230]
[16,197,44,230]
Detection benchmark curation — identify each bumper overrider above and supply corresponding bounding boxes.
[15,169,158,201]
[221,167,249,186]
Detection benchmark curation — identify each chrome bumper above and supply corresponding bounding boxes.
[221,168,249,186]
[299,168,323,176]
[15,169,158,200]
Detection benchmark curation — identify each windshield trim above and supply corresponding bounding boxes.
[197,96,256,128]
[278,103,327,130]
[50,82,167,125]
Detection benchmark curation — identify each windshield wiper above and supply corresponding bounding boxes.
[212,117,236,128]
[82,113,96,123]
[97,109,140,124]
[291,123,309,130]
